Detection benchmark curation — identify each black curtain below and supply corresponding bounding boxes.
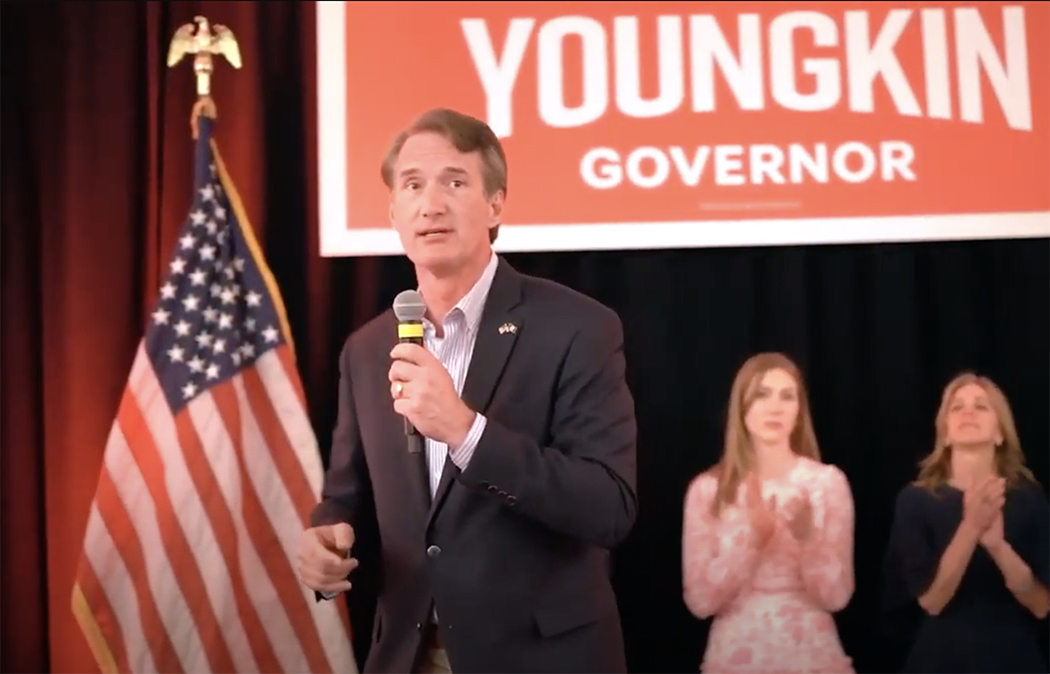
[314,239,1050,673]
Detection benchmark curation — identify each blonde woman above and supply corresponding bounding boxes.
[682,353,855,673]
[882,372,1049,673]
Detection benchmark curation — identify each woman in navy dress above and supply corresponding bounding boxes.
[882,372,1048,673]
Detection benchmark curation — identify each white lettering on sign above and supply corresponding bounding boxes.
[769,11,841,112]
[579,141,917,189]
[461,7,1031,138]
[536,17,609,129]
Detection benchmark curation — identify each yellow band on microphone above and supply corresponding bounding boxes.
[398,323,425,340]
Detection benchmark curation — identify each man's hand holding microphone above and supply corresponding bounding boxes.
[297,522,358,596]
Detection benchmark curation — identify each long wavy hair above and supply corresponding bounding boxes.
[914,372,1035,491]
[709,352,821,517]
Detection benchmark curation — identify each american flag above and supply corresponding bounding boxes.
[70,116,357,674]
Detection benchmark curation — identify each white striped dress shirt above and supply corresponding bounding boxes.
[420,251,498,494]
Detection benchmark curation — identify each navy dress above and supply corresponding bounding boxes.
[881,481,1050,673]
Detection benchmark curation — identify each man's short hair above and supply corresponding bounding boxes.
[381,108,507,243]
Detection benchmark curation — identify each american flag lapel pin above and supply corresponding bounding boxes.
[498,322,517,335]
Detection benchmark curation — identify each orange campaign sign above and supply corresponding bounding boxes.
[316,1,1049,257]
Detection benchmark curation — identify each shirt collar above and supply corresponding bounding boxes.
[422,251,499,335]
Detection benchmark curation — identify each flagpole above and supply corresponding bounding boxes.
[67,16,360,674]
[165,15,243,138]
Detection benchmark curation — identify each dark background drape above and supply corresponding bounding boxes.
[3,2,1047,673]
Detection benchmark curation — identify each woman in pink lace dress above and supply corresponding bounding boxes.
[682,352,855,673]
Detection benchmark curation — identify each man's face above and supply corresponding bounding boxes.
[389,132,502,274]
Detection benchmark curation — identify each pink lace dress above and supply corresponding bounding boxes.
[682,457,855,673]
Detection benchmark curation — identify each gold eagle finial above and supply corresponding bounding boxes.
[167,16,242,98]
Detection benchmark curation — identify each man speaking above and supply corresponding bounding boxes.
[296,108,638,674]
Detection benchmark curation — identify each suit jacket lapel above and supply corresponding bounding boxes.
[428,457,457,523]
[426,258,524,525]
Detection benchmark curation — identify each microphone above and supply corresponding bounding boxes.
[392,290,427,454]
